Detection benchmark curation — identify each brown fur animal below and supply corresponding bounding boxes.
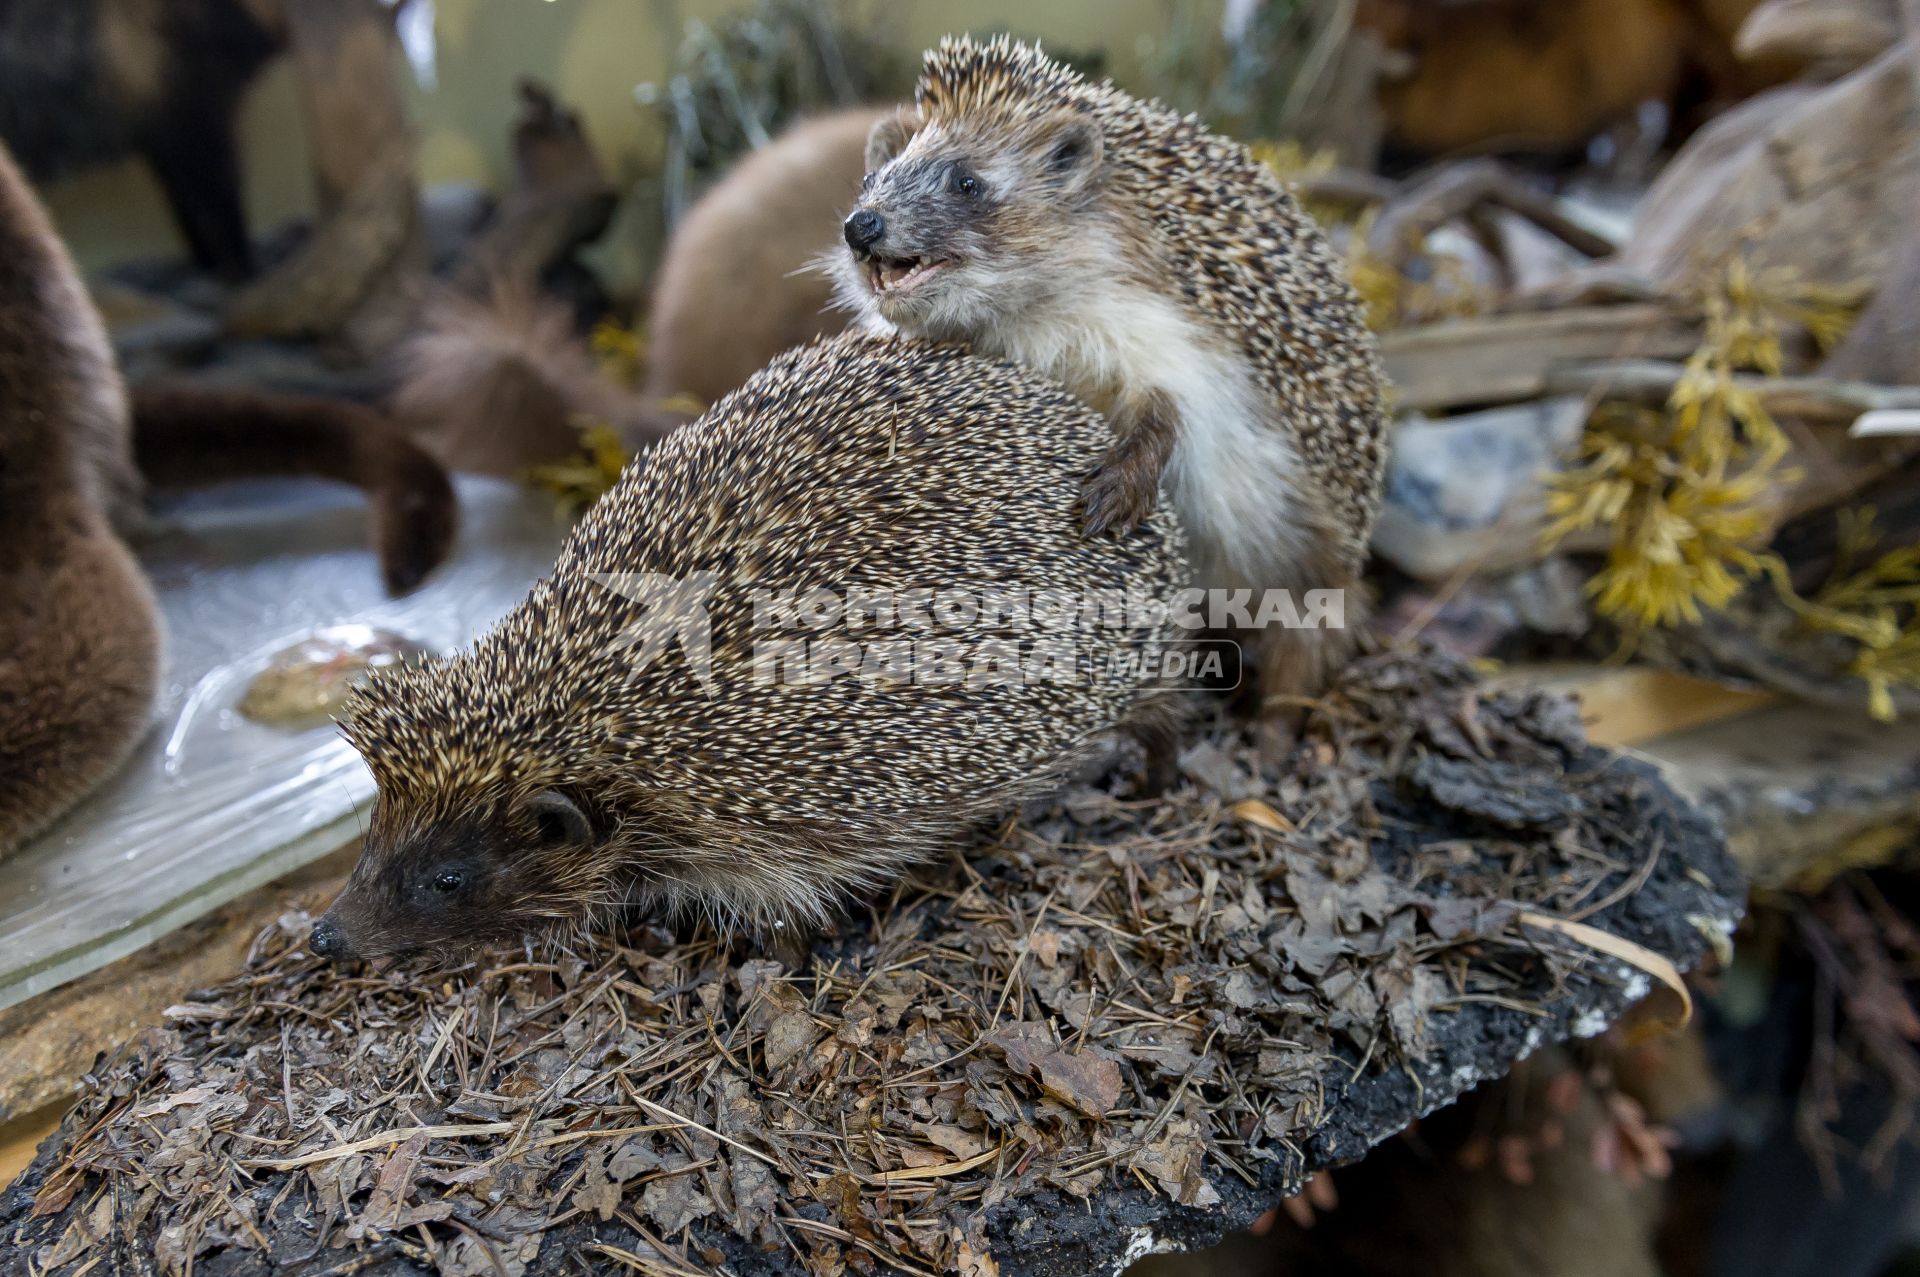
[310,334,1192,960]
[834,37,1388,704]
[643,107,883,409]
[0,140,456,856]
[0,140,160,854]
[1357,0,1780,161]
[395,109,883,474]
[0,0,287,280]
[131,384,457,595]
[394,282,669,477]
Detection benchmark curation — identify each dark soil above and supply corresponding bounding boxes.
[0,648,1740,1277]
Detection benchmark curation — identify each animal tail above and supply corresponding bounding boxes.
[130,385,459,595]
[393,282,686,479]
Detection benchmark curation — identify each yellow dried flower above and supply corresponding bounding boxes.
[1249,140,1336,185]
[1545,250,1857,637]
[1768,510,1920,719]
[590,319,648,389]
[525,421,631,520]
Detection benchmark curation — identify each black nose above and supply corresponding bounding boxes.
[310,916,346,959]
[844,209,885,253]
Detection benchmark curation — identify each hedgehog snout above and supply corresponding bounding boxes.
[844,209,885,253]
[309,914,353,961]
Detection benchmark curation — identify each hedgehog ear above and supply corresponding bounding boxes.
[526,790,593,849]
[1037,113,1103,193]
[865,106,919,171]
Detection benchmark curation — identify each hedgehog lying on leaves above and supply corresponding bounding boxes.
[311,335,1193,960]
[833,35,1389,702]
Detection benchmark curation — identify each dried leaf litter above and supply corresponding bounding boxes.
[5,649,1740,1277]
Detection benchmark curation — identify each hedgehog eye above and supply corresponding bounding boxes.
[947,166,982,198]
[860,171,876,192]
[527,789,592,849]
[431,869,465,895]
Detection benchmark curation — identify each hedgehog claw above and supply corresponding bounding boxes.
[1080,465,1157,538]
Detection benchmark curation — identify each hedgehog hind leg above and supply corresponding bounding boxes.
[1236,573,1373,768]
[1069,687,1198,800]
[1121,693,1191,798]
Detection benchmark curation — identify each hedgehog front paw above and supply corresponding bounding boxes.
[1080,463,1159,538]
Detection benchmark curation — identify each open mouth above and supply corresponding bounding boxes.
[866,254,949,296]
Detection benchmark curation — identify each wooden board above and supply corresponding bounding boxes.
[1502,662,1920,890]
[0,1107,60,1193]
[1507,665,1777,747]
[1381,305,1699,412]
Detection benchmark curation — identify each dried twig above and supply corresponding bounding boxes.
[6,650,1737,1276]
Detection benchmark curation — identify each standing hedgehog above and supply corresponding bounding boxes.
[832,36,1389,700]
[309,334,1192,961]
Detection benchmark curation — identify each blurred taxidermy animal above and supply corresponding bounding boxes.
[640,107,883,411]
[0,140,456,857]
[397,80,643,477]
[0,0,287,281]
[1356,0,1782,163]
[397,108,883,474]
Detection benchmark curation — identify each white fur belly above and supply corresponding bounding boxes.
[1163,365,1306,590]
[1051,293,1304,590]
[980,279,1307,591]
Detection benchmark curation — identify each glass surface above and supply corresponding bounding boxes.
[0,475,567,1010]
